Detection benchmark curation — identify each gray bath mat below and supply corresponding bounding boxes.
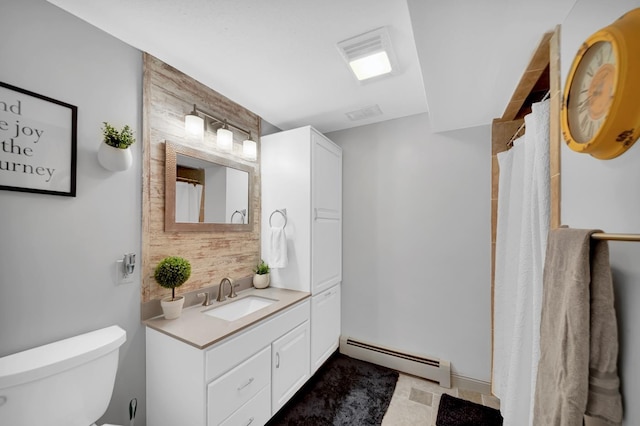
[267,352,399,425]
[436,393,503,426]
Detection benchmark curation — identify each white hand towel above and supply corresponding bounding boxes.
[270,226,288,268]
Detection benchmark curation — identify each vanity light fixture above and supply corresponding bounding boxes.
[242,133,257,160]
[337,26,398,82]
[185,104,204,139]
[184,105,256,157]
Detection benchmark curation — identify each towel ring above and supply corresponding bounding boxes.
[230,209,246,224]
[269,208,287,228]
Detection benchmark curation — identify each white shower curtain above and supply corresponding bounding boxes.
[175,181,203,223]
[493,99,550,426]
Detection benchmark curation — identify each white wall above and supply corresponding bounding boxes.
[0,1,144,425]
[328,113,492,381]
[561,1,640,424]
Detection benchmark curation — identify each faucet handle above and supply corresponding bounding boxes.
[229,280,238,299]
[197,292,211,306]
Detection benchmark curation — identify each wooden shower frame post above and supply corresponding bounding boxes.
[490,26,562,394]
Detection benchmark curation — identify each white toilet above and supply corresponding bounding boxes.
[0,325,126,426]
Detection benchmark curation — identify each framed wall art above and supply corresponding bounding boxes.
[0,81,77,197]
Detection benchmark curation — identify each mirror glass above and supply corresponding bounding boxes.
[165,142,254,232]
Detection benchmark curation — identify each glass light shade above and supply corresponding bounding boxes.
[217,127,233,152]
[242,139,257,160]
[349,51,392,81]
[185,113,204,139]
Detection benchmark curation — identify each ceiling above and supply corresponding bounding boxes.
[47,0,577,134]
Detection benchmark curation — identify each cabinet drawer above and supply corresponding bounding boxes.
[206,300,310,381]
[219,385,271,426]
[208,346,270,426]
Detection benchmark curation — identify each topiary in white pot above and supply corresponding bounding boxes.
[154,256,191,319]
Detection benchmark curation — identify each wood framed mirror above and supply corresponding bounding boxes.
[164,141,254,232]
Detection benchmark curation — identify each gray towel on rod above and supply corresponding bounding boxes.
[533,228,622,426]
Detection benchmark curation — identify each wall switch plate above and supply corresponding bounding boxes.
[116,259,135,285]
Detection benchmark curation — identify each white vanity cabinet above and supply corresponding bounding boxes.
[261,126,342,375]
[146,299,310,426]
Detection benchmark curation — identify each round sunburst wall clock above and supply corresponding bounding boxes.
[562,8,640,159]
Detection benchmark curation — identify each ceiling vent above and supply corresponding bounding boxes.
[337,27,398,82]
[345,105,383,121]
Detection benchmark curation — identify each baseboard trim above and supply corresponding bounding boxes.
[451,374,492,395]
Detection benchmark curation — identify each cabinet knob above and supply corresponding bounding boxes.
[276,352,280,368]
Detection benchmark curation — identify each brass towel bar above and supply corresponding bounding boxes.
[591,233,640,242]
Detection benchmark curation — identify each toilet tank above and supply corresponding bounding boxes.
[0,325,126,426]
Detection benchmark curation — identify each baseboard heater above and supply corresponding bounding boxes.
[339,336,451,388]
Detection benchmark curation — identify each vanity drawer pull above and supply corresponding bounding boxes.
[275,352,280,368]
[245,416,255,426]
[237,377,254,391]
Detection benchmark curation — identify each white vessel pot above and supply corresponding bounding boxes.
[253,273,270,289]
[160,296,185,320]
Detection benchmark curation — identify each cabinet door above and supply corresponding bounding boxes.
[271,321,310,413]
[311,284,341,373]
[311,132,342,294]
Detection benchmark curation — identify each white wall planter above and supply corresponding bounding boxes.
[98,142,133,171]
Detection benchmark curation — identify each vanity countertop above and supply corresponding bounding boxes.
[144,287,310,349]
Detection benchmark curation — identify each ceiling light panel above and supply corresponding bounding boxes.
[337,26,398,82]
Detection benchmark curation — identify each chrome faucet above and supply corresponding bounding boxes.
[216,277,237,302]
[197,291,212,306]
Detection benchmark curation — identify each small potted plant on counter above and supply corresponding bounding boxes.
[154,256,191,319]
[253,259,270,289]
[98,122,136,171]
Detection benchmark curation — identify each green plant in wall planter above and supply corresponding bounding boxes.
[253,259,270,289]
[154,256,191,319]
[98,122,136,172]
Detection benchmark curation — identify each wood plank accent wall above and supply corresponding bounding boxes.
[141,53,261,303]
[490,27,561,387]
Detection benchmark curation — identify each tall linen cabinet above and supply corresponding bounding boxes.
[261,125,342,373]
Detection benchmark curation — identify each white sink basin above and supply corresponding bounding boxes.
[203,296,276,321]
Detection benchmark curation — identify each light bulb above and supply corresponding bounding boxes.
[217,127,233,152]
[243,139,257,160]
[185,105,204,139]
